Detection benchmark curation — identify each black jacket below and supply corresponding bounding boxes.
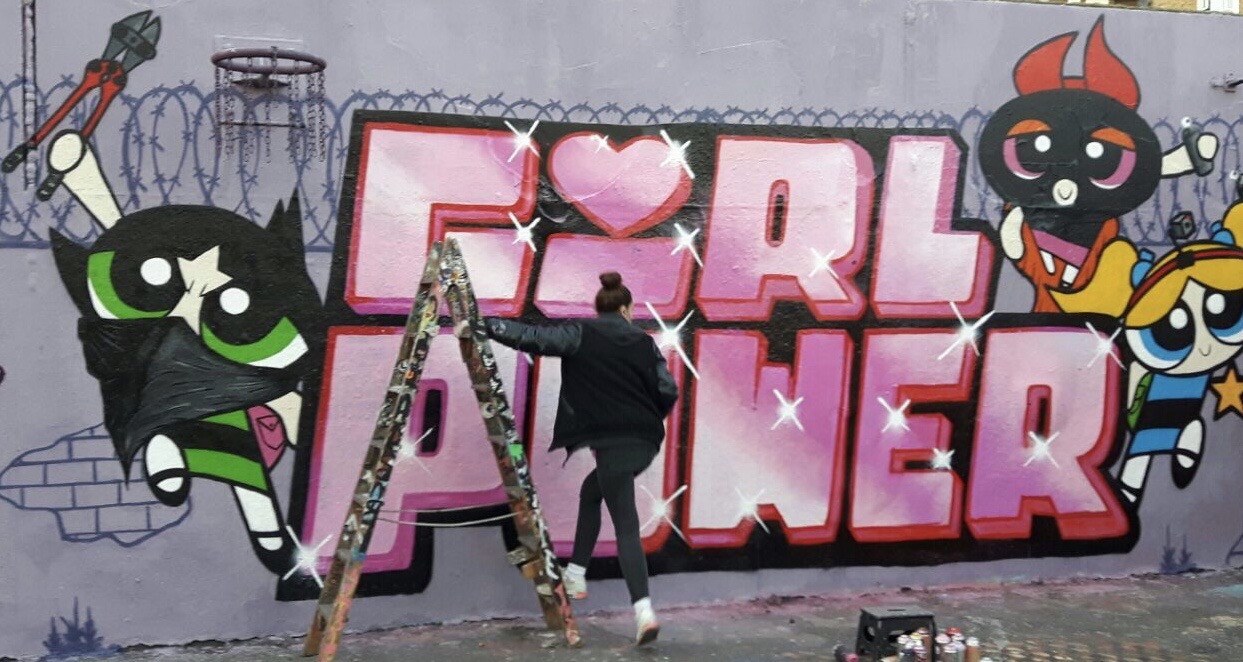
[485,313,679,453]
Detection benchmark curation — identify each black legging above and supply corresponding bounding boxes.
[570,443,657,603]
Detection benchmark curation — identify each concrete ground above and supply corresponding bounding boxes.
[108,569,1243,661]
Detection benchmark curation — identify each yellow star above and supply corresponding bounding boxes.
[1210,364,1243,418]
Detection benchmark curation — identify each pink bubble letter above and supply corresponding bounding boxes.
[534,235,693,320]
[967,329,1127,540]
[871,136,995,319]
[696,137,874,322]
[302,327,524,572]
[684,330,851,548]
[850,330,973,542]
[347,123,539,316]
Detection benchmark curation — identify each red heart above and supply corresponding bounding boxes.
[548,132,692,238]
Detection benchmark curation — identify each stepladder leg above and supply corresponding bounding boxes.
[302,612,324,657]
[303,238,584,655]
[541,600,563,629]
[315,569,362,661]
[300,243,447,661]
[548,583,582,647]
[438,238,583,649]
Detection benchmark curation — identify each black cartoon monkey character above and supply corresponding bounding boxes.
[978,17,1218,312]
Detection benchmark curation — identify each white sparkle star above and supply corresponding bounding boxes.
[1084,322,1123,368]
[508,212,541,252]
[938,301,996,361]
[640,484,688,542]
[809,248,842,282]
[931,448,955,471]
[1024,431,1061,468]
[282,526,333,589]
[771,390,805,431]
[878,397,912,433]
[653,307,693,352]
[658,325,683,351]
[659,129,694,179]
[670,222,704,267]
[645,302,700,380]
[589,134,610,153]
[735,487,771,534]
[394,428,435,475]
[504,120,540,163]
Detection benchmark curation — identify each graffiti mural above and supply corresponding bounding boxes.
[978,17,1219,313]
[2,6,1243,655]
[4,88,1243,253]
[276,110,1135,599]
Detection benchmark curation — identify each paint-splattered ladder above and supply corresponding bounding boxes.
[301,239,580,661]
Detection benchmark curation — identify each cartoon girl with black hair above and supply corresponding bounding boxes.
[39,129,324,576]
[1055,203,1243,505]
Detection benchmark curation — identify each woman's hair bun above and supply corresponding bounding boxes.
[599,271,623,289]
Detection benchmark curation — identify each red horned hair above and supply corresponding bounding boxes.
[1012,17,1140,110]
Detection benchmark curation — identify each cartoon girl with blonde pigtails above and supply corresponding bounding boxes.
[1054,199,1243,506]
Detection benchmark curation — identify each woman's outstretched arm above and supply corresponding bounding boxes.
[483,317,582,357]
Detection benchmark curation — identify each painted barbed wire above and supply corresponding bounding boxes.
[0,75,1239,250]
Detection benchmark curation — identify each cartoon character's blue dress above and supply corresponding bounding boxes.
[1127,371,1208,456]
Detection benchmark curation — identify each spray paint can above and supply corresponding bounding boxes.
[964,637,981,662]
[943,642,964,662]
[899,632,914,661]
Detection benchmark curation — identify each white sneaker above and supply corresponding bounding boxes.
[562,566,587,600]
[635,605,660,646]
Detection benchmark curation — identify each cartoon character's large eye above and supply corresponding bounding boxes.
[1085,127,1137,190]
[1205,288,1243,344]
[1002,120,1054,181]
[200,284,308,369]
[1125,302,1196,370]
[219,287,250,316]
[86,251,182,319]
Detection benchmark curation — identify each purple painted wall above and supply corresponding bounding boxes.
[2,0,1243,656]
